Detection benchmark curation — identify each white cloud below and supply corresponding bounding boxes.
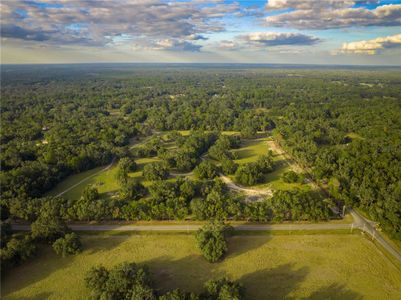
[216,32,320,51]
[0,0,239,51]
[264,1,401,29]
[338,34,401,54]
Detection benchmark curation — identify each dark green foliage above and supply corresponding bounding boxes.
[120,179,146,201]
[116,157,137,185]
[203,278,245,300]
[30,197,69,241]
[267,190,331,222]
[74,186,111,221]
[0,235,36,271]
[143,162,169,181]
[220,158,238,175]
[234,153,274,186]
[195,223,230,263]
[234,163,263,186]
[2,66,401,239]
[84,261,243,299]
[52,232,82,257]
[85,262,155,300]
[194,161,219,179]
[281,171,302,183]
[159,289,199,300]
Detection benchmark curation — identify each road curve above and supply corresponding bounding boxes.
[350,208,401,262]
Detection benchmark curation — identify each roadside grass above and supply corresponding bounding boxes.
[3,234,401,300]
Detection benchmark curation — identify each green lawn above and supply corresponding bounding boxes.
[47,157,161,201]
[231,137,271,165]
[2,234,401,300]
[229,136,310,191]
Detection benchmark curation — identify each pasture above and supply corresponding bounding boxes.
[2,234,401,300]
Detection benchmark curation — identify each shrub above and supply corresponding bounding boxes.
[203,278,245,300]
[194,161,218,179]
[281,171,299,183]
[195,223,229,263]
[143,162,169,181]
[52,232,82,257]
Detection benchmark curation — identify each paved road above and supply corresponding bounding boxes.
[12,223,352,232]
[349,208,401,262]
[271,139,401,263]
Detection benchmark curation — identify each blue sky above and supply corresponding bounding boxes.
[1,0,400,65]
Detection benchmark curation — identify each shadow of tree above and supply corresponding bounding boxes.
[305,283,363,300]
[239,263,309,300]
[144,254,226,295]
[1,235,130,298]
[9,292,52,300]
[226,235,272,259]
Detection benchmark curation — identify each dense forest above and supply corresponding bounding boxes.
[1,64,400,244]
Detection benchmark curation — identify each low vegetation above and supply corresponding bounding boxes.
[2,234,401,299]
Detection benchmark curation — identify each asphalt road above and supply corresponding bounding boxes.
[12,223,352,232]
[349,208,401,262]
[32,136,401,263]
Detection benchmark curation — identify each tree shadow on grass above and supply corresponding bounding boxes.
[305,283,363,300]
[1,235,131,299]
[226,234,272,259]
[8,292,52,300]
[1,245,72,299]
[143,254,226,295]
[239,263,309,300]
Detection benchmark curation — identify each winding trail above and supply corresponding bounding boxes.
[219,174,272,199]
[44,134,401,263]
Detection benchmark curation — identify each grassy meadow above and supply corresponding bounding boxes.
[2,234,401,300]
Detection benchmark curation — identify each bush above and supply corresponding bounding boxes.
[120,179,146,201]
[234,163,263,186]
[195,223,229,263]
[116,157,137,185]
[203,278,245,300]
[52,232,82,257]
[281,171,303,183]
[0,235,36,271]
[143,162,169,181]
[221,158,238,175]
[194,161,219,179]
[85,262,154,300]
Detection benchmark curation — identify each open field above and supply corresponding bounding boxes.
[47,157,161,201]
[47,132,314,201]
[3,234,401,300]
[229,136,312,191]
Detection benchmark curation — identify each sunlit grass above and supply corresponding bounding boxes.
[3,234,401,300]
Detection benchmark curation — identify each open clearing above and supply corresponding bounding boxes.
[47,157,161,201]
[2,234,401,300]
[229,136,312,191]
[47,132,316,201]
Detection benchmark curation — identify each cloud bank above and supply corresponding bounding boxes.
[339,34,401,54]
[264,1,401,29]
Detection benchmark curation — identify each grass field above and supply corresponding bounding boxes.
[47,130,244,200]
[2,234,401,300]
[47,157,161,201]
[229,136,311,191]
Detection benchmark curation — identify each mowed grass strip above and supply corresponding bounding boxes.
[46,157,161,201]
[2,234,401,300]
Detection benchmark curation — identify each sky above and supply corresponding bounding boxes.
[1,0,401,65]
